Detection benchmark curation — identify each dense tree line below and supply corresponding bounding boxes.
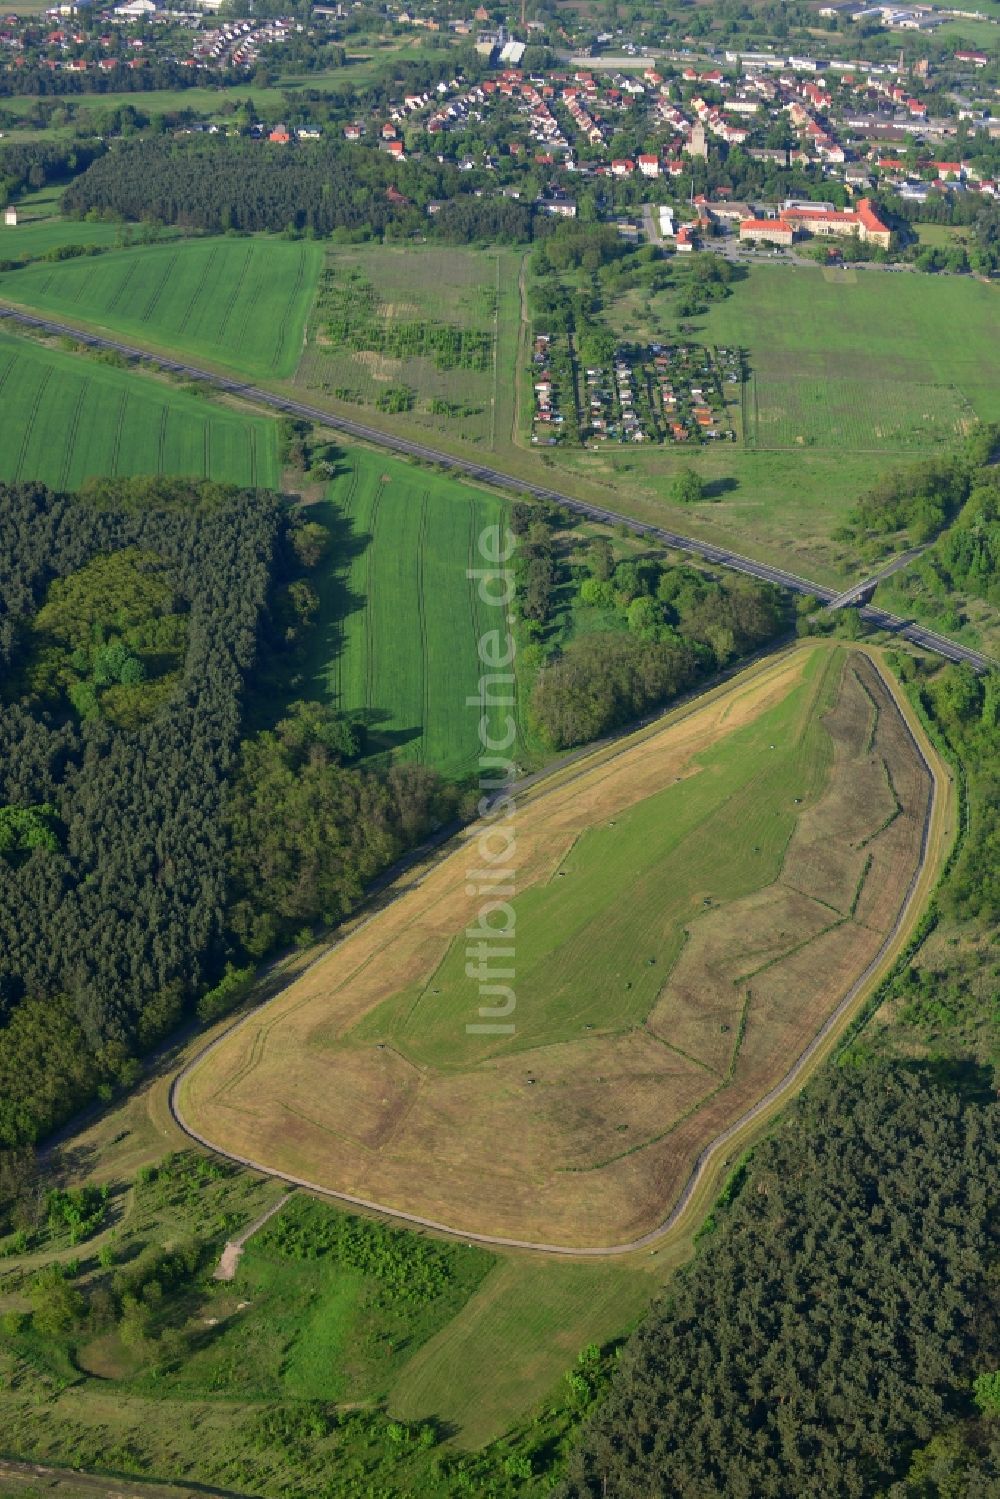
[514,508,788,749]
[0,138,104,205]
[887,471,1000,633]
[225,710,456,958]
[60,136,534,242]
[0,61,247,99]
[531,632,700,749]
[917,662,1000,928]
[0,478,456,1177]
[429,196,532,246]
[840,427,1000,547]
[560,1065,1000,1498]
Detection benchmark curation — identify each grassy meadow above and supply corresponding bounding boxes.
[693,264,1000,448]
[388,1255,654,1446]
[289,448,523,778]
[0,236,322,377]
[0,331,278,489]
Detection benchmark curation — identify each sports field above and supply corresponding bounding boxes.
[695,265,1000,451]
[295,244,522,449]
[296,449,523,777]
[179,643,942,1247]
[0,331,278,489]
[0,237,322,377]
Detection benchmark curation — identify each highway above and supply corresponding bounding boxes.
[0,302,993,673]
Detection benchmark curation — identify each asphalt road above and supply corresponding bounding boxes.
[826,545,929,609]
[0,302,992,673]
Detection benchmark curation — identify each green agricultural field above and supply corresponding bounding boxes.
[693,264,1000,451]
[295,243,522,449]
[0,218,126,258]
[0,236,322,378]
[0,331,278,489]
[294,448,523,778]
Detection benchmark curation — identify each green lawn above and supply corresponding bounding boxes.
[0,331,278,489]
[915,223,974,250]
[294,448,522,778]
[352,646,840,1069]
[0,236,322,378]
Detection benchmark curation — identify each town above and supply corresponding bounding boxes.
[1,0,997,262]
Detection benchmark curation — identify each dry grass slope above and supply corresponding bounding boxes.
[179,644,937,1247]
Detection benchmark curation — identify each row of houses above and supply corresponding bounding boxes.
[530,333,566,444]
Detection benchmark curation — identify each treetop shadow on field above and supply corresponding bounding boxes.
[702,476,739,500]
[247,500,366,731]
[247,498,426,759]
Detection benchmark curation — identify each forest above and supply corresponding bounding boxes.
[60,136,533,242]
[510,504,788,748]
[560,1065,1000,1498]
[0,478,454,1191]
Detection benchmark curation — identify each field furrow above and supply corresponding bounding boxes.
[0,330,278,490]
[58,379,89,491]
[0,238,322,378]
[139,250,179,325]
[13,366,52,480]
